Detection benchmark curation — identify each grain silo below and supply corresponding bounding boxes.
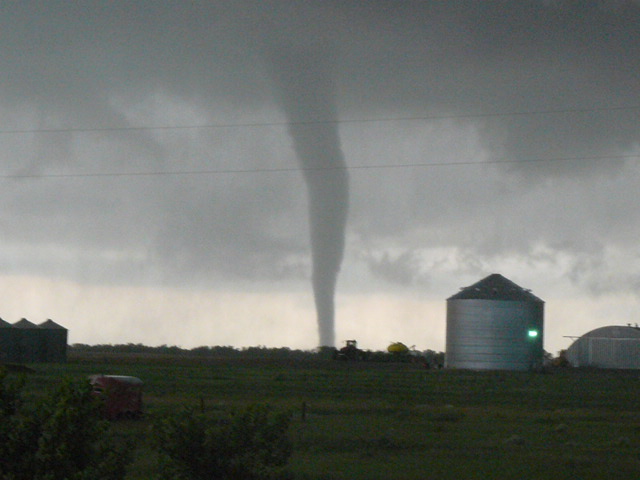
[446,273,544,371]
[39,319,68,362]
[565,325,640,369]
[0,318,18,363]
[13,318,44,363]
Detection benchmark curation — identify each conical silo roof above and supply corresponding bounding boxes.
[0,318,12,328]
[13,318,39,328]
[448,273,543,302]
[39,319,67,330]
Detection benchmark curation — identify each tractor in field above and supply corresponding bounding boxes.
[336,339,366,361]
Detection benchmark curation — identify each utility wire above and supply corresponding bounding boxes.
[1,105,639,135]
[2,154,638,180]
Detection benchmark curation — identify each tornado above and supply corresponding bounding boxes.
[269,50,349,347]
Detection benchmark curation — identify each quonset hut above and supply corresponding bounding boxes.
[565,325,640,369]
[446,274,544,371]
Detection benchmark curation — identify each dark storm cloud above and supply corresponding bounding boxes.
[365,250,429,287]
[1,0,639,293]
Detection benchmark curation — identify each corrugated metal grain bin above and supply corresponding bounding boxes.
[1,318,68,363]
[446,273,544,371]
[0,318,19,363]
[13,318,45,363]
[565,326,640,369]
[38,319,68,363]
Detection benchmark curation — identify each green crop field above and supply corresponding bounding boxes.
[11,353,640,479]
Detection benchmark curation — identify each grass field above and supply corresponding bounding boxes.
[12,353,640,479]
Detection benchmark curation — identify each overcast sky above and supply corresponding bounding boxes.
[1,1,639,354]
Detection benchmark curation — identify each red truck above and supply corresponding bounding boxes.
[89,375,144,420]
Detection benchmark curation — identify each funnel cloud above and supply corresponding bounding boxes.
[268,49,349,347]
[1,2,640,354]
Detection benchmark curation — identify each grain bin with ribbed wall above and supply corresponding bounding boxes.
[13,318,44,363]
[0,318,68,363]
[445,274,544,371]
[0,318,18,363]
[39,319,68,363]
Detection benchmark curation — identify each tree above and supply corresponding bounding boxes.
[0,372,131,480]
[152,404,293,480]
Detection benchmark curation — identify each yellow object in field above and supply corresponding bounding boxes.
[387,342,409,354]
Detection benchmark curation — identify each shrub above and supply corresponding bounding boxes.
[152,404,293,480]
[0,374,131,480]
[0,367,23,416]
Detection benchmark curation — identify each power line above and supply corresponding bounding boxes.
[2,154,638,180]
[1,105,639,135]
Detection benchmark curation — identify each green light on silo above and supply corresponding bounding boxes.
[528,329,539,339]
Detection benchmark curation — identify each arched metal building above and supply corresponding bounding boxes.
[446,273,544,371]
[565,325,640,369]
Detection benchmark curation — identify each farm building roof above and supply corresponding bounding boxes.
[90,375,144,385]
[13,318,39,328]
[39,319,67,330]
[577,325,640,339]
[0,318,12,328]
[448,273,543,302]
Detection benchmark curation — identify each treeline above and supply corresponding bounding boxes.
[69,343,445,364]
[69,343,328,360]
